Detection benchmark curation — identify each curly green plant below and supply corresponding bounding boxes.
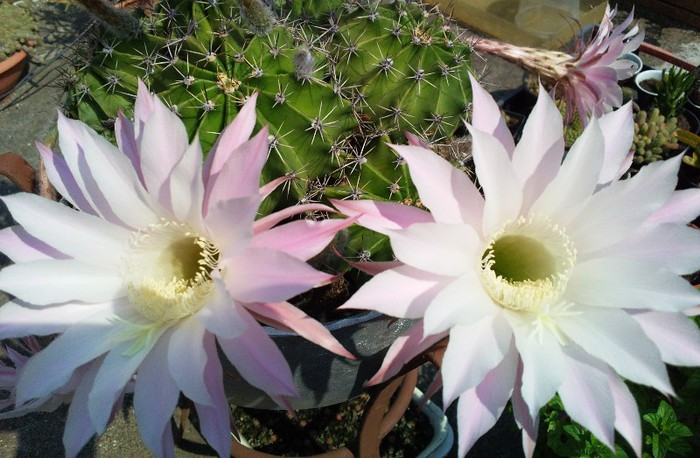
[64,0,473,221]
[632,105,679,166]
[654,66,696,119]
[677,129,700,168]
[0,1,40,60]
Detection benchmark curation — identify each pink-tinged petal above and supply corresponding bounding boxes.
[467,127,522,234]
[164,136,205,226]
[224,248,334,303]
[197,278,249,340]
[247,301,355,359]
[63,360,101,458]
[404,131,430,148]
[506,311,565,418]
[423,272,499,335]
[609,371,642,457]
[567,257,700,313]
[133,79,155,142]
[367,320,447,386]
[569,155,682,253]
[512,83,565,207]
[15,318,116,405]
[0,301,118,339]
[530,118,604,222]
[389,222,479,277]
[204,194,261,257]
[598,101,634,185]
[455,344,518,457]
[630,311,700,366]
[391,144,484,228]
[511,362,539,444]
[168,316,211,405]
[71,117,161,229]
[193,333,231,458]
[442,315,512,407]
[0,259,124,305]
[259,175,290,199]
[647,188,700,225]
[588,223,700,275]
[204,127,269,213]
[556,307,674,394]
[0,226,68,262]
[134,328,180,458]
[203,92,259,182]
[138,92,190,198]
[218,310,298,398]
[89,337,156,434]
[340,264,452,319]
[251,216,356,261]
[114,109,144,186]
[36,140,96,215]
[468,73,515,154]
[253,203,335,233]
[558,344,615,449]
[2,193,129,267]
[331,198,433,235]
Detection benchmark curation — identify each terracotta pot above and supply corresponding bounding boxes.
[0,50,28,99]
[222,312,414,410]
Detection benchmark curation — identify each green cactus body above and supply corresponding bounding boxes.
[65,0,473,261]
[632,105,679,165]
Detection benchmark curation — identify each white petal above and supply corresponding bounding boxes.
[647,188,700,225]
[468,126,523,234]
[588,223,700,275]
[165,136,205,227]
[16,317,116,404]
[567,257,700,313]
[0,226,68,262]
[559,344,615,449]
[506,311,565,418]
[609,371,642,457]
[389,222,479,277]
[197,278,249,339]
[598,102,634,185]
[63,360,101,458]
[134,328,180,457]
[557,306,673,394]
[89,337,156,434]
[391,144,484,228]
[468,73,515,154]
[168,316,211,405]
[455,344,518,457]
[0,259,124,305]
[530,118,604,222]
[340,264,452,319]
[569,155,682,253]
[2,193,129,267]
[0,301,118,338]
[423,272,499,335]
[204,194,261,257]
[630,310,700,366]
[442,315,512,406]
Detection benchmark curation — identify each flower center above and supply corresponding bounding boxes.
[480,215,576,313]
[124,220,219,324]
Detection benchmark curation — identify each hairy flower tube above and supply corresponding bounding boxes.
[334,74,700,457]
[0,81,355,457]
[474,4,643,124]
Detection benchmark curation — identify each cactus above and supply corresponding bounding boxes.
[631,105,679,165]
[63,0,473,220]
[653,66,696,119]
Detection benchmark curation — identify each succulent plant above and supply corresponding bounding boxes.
[64,0,474,220]
[677,129,700,168]
[0,1,41,61]
[631,105,679,165]
[653,66,696,119]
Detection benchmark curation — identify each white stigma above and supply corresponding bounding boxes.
[124,220,219,325]
[480,215,576,314]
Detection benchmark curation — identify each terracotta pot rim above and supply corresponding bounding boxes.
[0,49,28,73]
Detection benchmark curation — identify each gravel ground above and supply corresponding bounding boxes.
[0,1,697,457]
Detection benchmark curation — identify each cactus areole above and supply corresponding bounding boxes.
[65,0,473,215]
